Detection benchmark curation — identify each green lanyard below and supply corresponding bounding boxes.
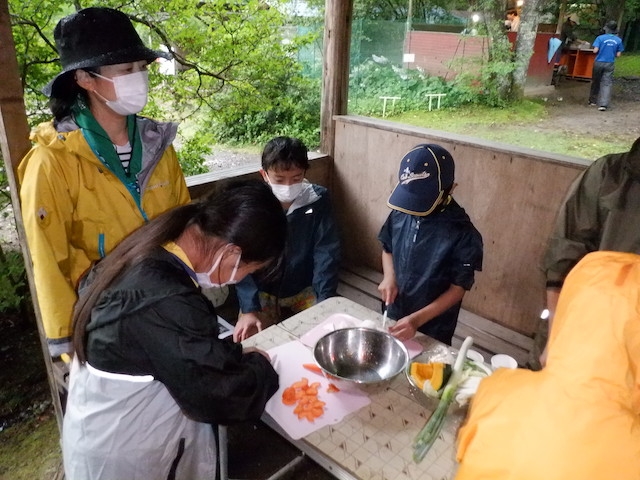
[73,104,143,206]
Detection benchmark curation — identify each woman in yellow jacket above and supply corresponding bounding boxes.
[18,8,190,357]
[455,251,640,480]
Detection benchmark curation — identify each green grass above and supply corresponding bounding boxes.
[0,414,61,480]
[616,53,640,77]
[389,99,632,160]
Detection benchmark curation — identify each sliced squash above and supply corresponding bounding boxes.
[410,362,434,390]
[410,362,453,398]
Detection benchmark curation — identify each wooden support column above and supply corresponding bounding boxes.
[0,0,65,432]
[320,0,353,156]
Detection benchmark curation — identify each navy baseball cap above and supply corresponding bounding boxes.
[387,144,455,216]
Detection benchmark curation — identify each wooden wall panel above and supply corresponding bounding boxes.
[333,116,588,336]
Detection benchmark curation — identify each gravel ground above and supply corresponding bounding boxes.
[204,148,261,171]
[0,204,18,251]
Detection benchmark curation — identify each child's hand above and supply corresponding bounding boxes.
[388,316,418,341]
[234,312,263,342]
[378,277,398,305]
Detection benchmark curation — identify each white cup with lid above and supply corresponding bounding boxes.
[491,354,518,369]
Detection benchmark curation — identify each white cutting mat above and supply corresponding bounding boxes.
[266,340,371,440]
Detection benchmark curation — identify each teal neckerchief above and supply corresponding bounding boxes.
[73,103,143,206]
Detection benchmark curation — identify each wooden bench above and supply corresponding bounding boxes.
[338,265,534,366]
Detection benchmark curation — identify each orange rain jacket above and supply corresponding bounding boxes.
[456,251,640,480]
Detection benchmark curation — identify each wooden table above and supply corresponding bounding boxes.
[243,297,467,480]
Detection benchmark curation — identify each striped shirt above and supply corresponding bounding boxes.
[114,142,132,175]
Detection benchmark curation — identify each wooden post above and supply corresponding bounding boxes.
[320,0,353,157]
[0,0,65,432]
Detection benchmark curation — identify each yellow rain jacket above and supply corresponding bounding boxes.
[456,251,640,480]
[18,118,190,356]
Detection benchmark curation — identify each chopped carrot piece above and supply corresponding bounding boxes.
[281,375,328,422]
[327,383,340,393]
[303,363,323,374]
[291,377,309,389]
[281,387,297,406]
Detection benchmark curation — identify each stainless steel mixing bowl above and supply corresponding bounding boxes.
[313,327,409,385]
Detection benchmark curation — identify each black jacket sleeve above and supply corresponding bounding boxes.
[129,292,279,425]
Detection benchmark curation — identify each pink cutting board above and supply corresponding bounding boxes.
[266,340,371,440]
[299,313,424,359]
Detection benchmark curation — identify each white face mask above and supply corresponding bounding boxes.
[267,177,304,203]
[195,245,242,289]
[92,70,149,116]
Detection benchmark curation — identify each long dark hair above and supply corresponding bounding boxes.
[72,180,287,362]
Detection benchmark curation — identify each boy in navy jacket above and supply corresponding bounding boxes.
[234,137,340,341]
[378,144,483,345]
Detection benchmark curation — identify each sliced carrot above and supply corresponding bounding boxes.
[303,363,323,374]
[291,377,309,389]
[327,383,340,393]
[281,375,328,422]
[281,387,297,406]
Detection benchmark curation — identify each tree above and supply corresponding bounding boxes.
[8,0,320,164]
[511,0,551,100]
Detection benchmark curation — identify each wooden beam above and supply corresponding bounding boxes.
[0,0,65,432]
[320,0,353,157]
[0,0,30,175]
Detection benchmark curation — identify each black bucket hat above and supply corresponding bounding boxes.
[43,7,170,97]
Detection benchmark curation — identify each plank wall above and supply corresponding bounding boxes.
[332,115,590,336]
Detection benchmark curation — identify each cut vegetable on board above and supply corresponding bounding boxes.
[281,376,327,422]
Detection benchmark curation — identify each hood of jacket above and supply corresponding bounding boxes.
[455,251,640,480]
[286,180,322,214]
[546,251,640,410]
[28,116,178,177]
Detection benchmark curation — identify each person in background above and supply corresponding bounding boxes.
[588,20,624,111]
[506,10,520,33]
[63,180,287,480]
[18,7,190,357]
[377,144,483,345]
[534,136,640,368]
[455,251,640,480]
[560,13,580,48]
[233,137,341,342]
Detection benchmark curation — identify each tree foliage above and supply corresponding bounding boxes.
[9,0,321,172]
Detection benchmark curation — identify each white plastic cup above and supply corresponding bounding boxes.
[491,354,518,369]
[466,349,485,364]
